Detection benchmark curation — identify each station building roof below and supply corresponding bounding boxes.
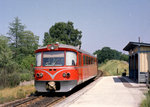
[123,42,150,51]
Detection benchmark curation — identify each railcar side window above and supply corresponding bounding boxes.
[91,58,93,64]
[36,52,41,66]
[78,54,82,66]
[43,51,64,66]
[83,55,86,65]
[66,51,77,66]
[86,56,88,65]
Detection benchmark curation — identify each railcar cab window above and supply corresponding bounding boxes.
[66,51,77,66]
[43,51,64,66]
[36,52,41,66]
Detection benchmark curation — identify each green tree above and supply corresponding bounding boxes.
[0,18,39,88]
[94,47,127,64]
[16,30,39,64]
[0,35,13,67]
[8,17,25,59]
[8,17,39,63]
[18,31,39,56]
[43,21,82,47]
[20,55,35,70]
[120,54,129,62]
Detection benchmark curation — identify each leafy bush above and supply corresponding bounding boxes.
[20,72,33,82]
[0,18,38,89]
[0,67,33,89]
[20,55,35,70]
[0,71,20,89]
[94,47,129,64]
[8,72,20,87]
[7,62,21,73]
[141,90,150,107]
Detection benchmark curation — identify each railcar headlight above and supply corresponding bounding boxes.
[62,73,66,77]
[51,46,54,50]
[36,73,40,77]
[40,73,43,77]
[62,72,70,78]
[67,73,70,78]
[36,73,43,78]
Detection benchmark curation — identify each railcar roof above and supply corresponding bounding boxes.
[37,44,96,57]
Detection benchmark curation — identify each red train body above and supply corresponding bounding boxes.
[34,43,98,92]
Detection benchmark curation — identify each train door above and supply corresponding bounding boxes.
[83,55,86,81]
[78,53,83,83]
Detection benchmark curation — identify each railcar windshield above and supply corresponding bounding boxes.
[43,51,64,66]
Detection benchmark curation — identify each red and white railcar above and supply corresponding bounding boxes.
[34,43,98,92]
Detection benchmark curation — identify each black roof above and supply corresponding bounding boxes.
[123,42,150,51]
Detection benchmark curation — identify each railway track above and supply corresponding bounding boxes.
[27,96,65,107]
[2,70,102,107]
[3,95,64,107]
[95,70,103,80]
[3,96,38,107]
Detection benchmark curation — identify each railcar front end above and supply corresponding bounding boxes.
[34,44,79,92]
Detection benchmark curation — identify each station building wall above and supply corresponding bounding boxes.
[129,46,150,83]
[139,53,150,73]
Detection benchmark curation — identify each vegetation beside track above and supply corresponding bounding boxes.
[141,90,150,107]
[0,84,35,104]
[98,60,129,76]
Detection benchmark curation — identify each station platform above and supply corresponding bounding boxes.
[55,76,148,107]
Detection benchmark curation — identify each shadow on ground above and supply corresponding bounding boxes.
[113,76,135,83]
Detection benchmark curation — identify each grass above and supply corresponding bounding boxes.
[141,91,150,107]
[141,90,150,107]
[99,60,129,76]
[0,84,35,104]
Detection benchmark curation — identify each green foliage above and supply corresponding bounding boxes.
[0,67,33,89]
[18,31,39,56]
[0,95,15,104]
[8,17,25,59]
[0,17,38,89]
[94,47,129,64]
[99,60,129,76]
[0,35,13,67]
[8,17,39,63]
[0,71,20,88]
[20,55,35,70]
[141,90,150,107]
[8,72,20,87]
[19,73,33,82]
[43,21,82,47]
[120,53,129,62]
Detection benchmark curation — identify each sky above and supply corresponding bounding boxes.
[0,0,150,54]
